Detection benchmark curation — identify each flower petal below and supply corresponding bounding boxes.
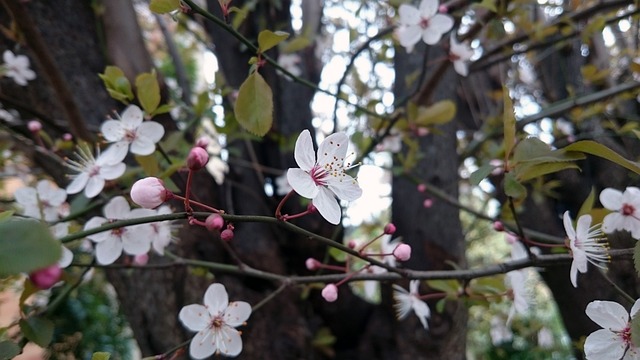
[179,304,210,332]
[293,129,316,171]
[585,300,628,331]
[600,188,623,211]
[224,301,252,327]
[101,120,124,142]
[66,172,89,195]
[95,237,123,265]
[396,25,422,51]
[575,214,592,242]
[453,60,468,76]
[103,196,130,218]
[130,136,155,156]
[430,14,454,34]
[313,188,341,225]
[58,246,73,268]
[602,213,624,234]
[122,228,152,255]
[14,187,37,207]
[99,162,126,181]
[138,121,165,143]
[100,142,129,164]
[121,105,144,129]
[584,328,626,360]
[419,0,438,17]
[217,325,243,357]
[422,28,443,45]
[327,175,362,201]
[631,299,640,319]
[398,3,420,25]
[190,330,217,359]
[317,132,349,168]
[287,168,319,199]
[204,283,229,315]
[84,176,105,198]
[412,297,431,329]
[563,211,575,240]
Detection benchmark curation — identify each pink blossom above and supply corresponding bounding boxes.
[29,265,62,289]
[322,284,338,302]
[305,258,320,271]
[187,147,209,171]
[205,214,224,231]
[384,223,397,235]
[27,120,42,132]
[221,229,234,242]
[393,244,412,261]
[130,177,170,209]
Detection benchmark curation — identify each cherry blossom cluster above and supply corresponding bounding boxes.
[0,50,36,86]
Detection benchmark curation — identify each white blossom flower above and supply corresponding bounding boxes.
[1,50,36,86]
[600,187,640,239]
[277,53,302,79]
[179,283,252,359]
[14,179,67,222]
[130,205,177,255]
[563,211,609,288]
[505,270,528,325]
[489,316,513,345]
[537,327,554,349]
[449,35,474,76]
[393,280,431,329]
[83,196,153,265]
[286,129,362,224]
[395,0,454,53]
[51,222,73,268]
[100,105,165,163]
[65,145,126,198]
[584,299,640,359]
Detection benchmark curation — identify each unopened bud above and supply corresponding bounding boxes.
[187,147,209,171]
[29,265,62,289]
[131,177,171,209]
[393,244,412,262]
[205,214,225,231]
[384,223,397,235]
[423,199,433,208]
[438,4,448,13]
[28,120,42,132]
[221,229,234,242]
[195,136,210,149]
[348,240,357,249]
[493,221,504,232]
[321,283,338,302]
[133,253,149,266]
[417,184,427,193]
[305,258,320,270]
[63,133,73,141]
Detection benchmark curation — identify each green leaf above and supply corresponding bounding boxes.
[20,278,39,309]
[91,352,112,360]
[0,341,21,360]
[469,164,496,185]
[414,100,456,126]
[577,188,596,219]
[135,154,160,176]
[436,298,447,313]
[634,241,640,276]
[151,103,173,116]
[135,71,161,115]
[19,317,54,347]
[633,310,640,351]
[504,172,527,199]
[280,37,312,53]
[149,0,180,13]
[514,162,580,182]
[0,218,61,276]
[258,30,290,53]
[503,86,516,165]
[234,72,273,136]
[513,137,584,164]
[99,66,133,103]
[426,279,460,295]
[564,140,640,175]
[229,6,249,30]
[0,210,14,222]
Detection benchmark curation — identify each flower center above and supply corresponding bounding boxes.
[89,165,100,177]
[621,324,633,346]
[124,129,138,142]
[420,17,430,29]
[210,315,224,329]
[310,165,329,186]
[623,203,635,216]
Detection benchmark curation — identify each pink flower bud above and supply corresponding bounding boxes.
[187,147,209,171]
[416,127,430,136]
[133,253,149,266]
[28,120,42,132]
[63,133,73,141]
[393,244,412,262]
[195,136,210,149]
[305,258,320,270]
[493,221,504,232]
[29,265,62,289]
[321,284,338,302]
[348,240,357,249]
[423,199,433,208]
[221,229,234,242]
[438,4,448,13]
[417,184,427,193]
[384,223,397,235]
[131,177,170,209]
[205,214,225,231]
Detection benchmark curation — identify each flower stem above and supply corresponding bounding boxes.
[275,190,295,220]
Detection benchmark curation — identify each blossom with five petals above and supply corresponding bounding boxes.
[14,179,67,222]
[449,35,474,76]
[600,187,640,239]
[393,280,431,329]
[84,196,153,264]
[179,283,252,358]
[584,299,640,359]
[395,0,454,53]
[101,105,165,163]
[66,145,126,198]
[1,50,36,86]
[563,211,609,288]
[287,130,362,224]
[130,205,177,255]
